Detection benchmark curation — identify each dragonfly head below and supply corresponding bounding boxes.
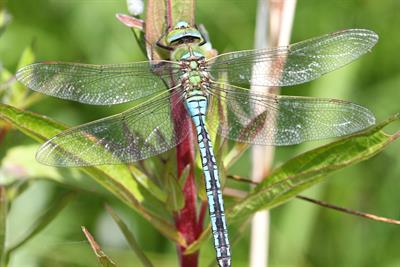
[165,21,204,47]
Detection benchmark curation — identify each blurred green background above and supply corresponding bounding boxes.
[1,0,400,266]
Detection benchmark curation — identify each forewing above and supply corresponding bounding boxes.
[207,83,376,145]
[16,60,180,105]
[36,90,190,166]
[208,29,378,88]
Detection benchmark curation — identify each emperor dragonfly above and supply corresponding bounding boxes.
[16,21,378,267]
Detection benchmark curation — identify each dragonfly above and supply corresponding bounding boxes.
[16,21,378,267]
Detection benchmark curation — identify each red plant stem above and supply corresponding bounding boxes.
[172,94,200,267]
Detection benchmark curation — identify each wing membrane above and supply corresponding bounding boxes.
[208,29,378,88]
[36,90,190,166]
[16,60,180,105]
[207,82,375,145]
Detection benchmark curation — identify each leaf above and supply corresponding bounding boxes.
[1,145,103,192]
[82,226,117,267]
[128,165,167,203]
[183,225,211,255]
[145,0,166,60]
[0,187,6,266]
[106,205,154,267]
[115,13,144,30]
[6,190,76,255]
[228,114,400,221]
[165,171,185,212]
[0,104,185,246]
[0,9,11,37]
[17,45,35,70]
[7,45,35,107]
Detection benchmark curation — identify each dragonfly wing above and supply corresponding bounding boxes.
[37,90,190,166]
[208,29,378,88]
[16,60,180,105]
[207,82,375,145]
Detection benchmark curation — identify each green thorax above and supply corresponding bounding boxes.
[174,45,207,89]
[165,21,209,90]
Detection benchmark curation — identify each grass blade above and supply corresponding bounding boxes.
[106,205,154,267]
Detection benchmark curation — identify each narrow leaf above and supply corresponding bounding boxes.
[183,225,211,255]
[8,45,35,107]
[1,145,102,192]
[106,205,154,267]
[165,172,185,212]
[82,226,117,267]
[128,165,167,203]
[115,13,144,30]
[145,0,166,60]
[0,104,185,246]
[6,190,76,254]
[0,9,11,37]
[228,114,400,221]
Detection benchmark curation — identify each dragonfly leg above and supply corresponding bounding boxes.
[197,24,211,46]
[156,29,175,51]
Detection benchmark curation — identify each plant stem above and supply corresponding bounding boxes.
[172,96,199,267]
[250,0,297,266]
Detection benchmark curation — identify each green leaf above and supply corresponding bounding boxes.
[17,45,35,70]
[165,172,185,212]
[228,114,400,221]
[106,205,154,267]
[7,45,35,107]
[184,225,211,255]
[0,187,6,266]
[6,190,76,257]
[128,164,167,203]
[163,156,185,212]
[0,9,11,37]
[0,104,185,246]
[82,226,117,267]
[1,145,103,192]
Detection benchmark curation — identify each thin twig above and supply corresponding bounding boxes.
[226,175,400,225]
[296,195,400,225]
[228,174,257,185]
